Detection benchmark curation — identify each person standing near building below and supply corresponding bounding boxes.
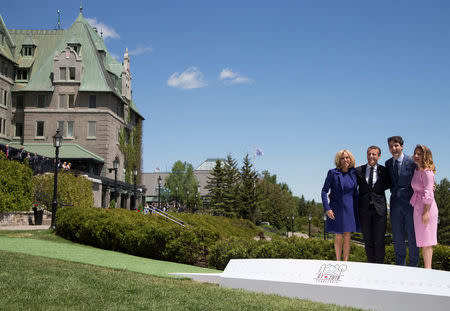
[355,146,390,263]
[385,136,419,266]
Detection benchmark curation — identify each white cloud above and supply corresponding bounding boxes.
[219,68,253,84]
[219,68,238,80]
[86,17,119,39]
[167,67,207,90]
[129,45,154,56]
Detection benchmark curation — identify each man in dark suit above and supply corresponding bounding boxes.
[385,136,419,267]
[356,146,390,263]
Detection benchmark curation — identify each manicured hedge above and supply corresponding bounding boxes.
[56,207,219,265]
[56,207,449,271]
[0,154,33,212]
[209,236,450,271]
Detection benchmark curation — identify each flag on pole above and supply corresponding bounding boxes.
[255,148,264,157]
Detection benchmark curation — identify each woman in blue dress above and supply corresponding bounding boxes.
[321,149,360,261]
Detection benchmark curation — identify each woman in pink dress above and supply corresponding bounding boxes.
[410,145,438,269]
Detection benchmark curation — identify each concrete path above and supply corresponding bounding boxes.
[0,225,50,231]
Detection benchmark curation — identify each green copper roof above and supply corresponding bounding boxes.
[9,29,65,91]
[22,36,36,46]
[0,14,17,63]
[8,142,104,162]
[7,12,141,116]
[17,57,34,68]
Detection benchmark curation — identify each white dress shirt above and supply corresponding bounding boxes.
[365,163,378,186]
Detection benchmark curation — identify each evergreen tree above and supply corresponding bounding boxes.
[435,178,450,245]
[205,160,226,215]
[222,154,240,217]
[238,154,260,223]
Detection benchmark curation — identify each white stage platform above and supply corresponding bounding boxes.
[171,259,450,311]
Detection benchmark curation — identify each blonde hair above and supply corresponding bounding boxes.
[334,149,356,169]
[414,145,436,174]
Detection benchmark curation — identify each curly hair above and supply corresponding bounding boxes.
[414,145,436,174]
[334,149,356,170]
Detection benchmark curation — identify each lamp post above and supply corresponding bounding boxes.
[158,176,162,209]
[133,166,138,210]
[186,189,190,212]
[50,129,63,229]
[291,214,294,234]
[175,186,178,207]
[308,213,312,238]
[323,213,327,240]
[108,156,119,207]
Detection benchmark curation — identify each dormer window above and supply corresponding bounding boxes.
[16,68,29,81]
[53,47,82,84]
[68,43,81,54]
[22,45,34,57]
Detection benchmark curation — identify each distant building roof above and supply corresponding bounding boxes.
[195,158,226,171]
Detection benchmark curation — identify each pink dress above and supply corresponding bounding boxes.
[410,169,438,247]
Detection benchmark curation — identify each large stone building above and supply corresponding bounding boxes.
[0,9,145,209]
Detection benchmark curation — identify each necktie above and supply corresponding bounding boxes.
[369,166,374,188]
[393,159,400,182]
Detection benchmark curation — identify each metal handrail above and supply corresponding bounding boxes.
[150,208,187,227]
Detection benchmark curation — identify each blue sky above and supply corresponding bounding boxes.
[3,1,450,200]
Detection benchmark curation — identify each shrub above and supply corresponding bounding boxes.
[0,154,33,212]
[33,172,94,209]
[208,236,449,271]
[56,207,218,266]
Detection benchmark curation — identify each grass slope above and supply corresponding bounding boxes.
[0,251,362,311]
[0,231,217,278]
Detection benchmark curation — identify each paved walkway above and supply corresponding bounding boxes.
[0,225,50,231]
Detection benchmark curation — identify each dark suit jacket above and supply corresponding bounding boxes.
[385,155,416,208]
[355,164,390,216]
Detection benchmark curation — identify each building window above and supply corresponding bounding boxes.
[68,94,75,108]
[68,44,81,54]
[2,62,7,76]
[59,94,66,109]
[89,95,96,108]
[16,95,24,109]
[60,67,66,80]
[0,89,5,107]
[67,121,74,138]
[22,46,34,57]
[37,94,46,108]
[16,68,28,81]
[57,121,65,136]
[69,67,76,80]
[15,123,23,138]
[0,118,4,135]
[36,121,44,137]
[88,121,96,138]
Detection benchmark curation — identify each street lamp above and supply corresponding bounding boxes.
[108,156,119,207]
[186,189,190,212]
[291,214,294,234]
[308,213,312,238]
[50,129,63,229]
[323,213,327,240]
[133,166,138,210]
[175,186,178,207]
[158,176,162,209]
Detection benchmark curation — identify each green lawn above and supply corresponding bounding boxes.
[0,230,363,310]
[0,250,362,311]
[0,230,217,278]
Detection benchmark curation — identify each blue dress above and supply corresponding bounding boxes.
[321,168,360,234]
